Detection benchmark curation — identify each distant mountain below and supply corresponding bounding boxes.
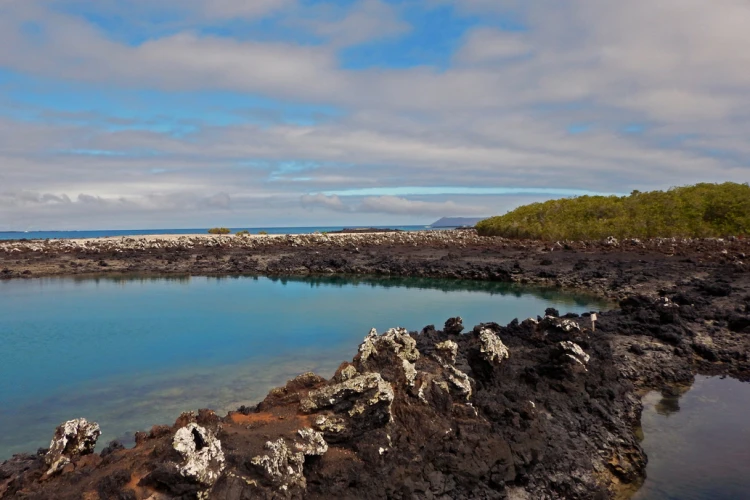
[431,217,486,227]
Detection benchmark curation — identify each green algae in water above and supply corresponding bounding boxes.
[635,376,750,500]
[0,275,606,459]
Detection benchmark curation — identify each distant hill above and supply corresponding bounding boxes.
[431,217,486,227]
[476,182,750,240]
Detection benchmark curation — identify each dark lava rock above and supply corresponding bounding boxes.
[443,316,465,335]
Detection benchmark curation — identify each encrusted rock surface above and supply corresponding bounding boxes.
[250,438,307,490]
[478,328,510,364]
[294,429,328,456]
[44,418,101,476]
[2,235,750,499]
[172,423,225,487]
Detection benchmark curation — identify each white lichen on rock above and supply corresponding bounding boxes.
[358,328,380,360]
[313,415,347,435]
[294,428,328,456]
[401,358,418,386]
[557,341,591,370]
[334,364,358,382]
[251,438,306,489]
[560,319,580,332]
[478,328,510,364]
[433,340,458,365]
[358,327,420,363]
[444,365,473,400]
[542,316,581,333]
[172,423,225,486]
[300,371,394,417]
[44,418,101,475]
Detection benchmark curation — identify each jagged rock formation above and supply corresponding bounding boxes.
[172,423,225,487]
[44,418,101,476]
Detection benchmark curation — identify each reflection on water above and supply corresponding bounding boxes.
[635,376,750,500]
[0,275,605,459]
[68,273,609,309]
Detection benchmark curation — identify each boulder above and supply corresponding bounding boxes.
[444,317,465,335]
[433,340,458,365]
[172,423,225,487]
[44,418,101,475]
[540,316,581,333]
[553,341,591,371]
[356,327,419,386]
[478,328,510,364]
[301,371,394,440]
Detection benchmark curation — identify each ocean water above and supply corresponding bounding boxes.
[634,376,750,500]
[0,275,604,459]
[0,226,433,241]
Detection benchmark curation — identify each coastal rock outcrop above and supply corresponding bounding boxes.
[477,327,510,364]
[553,340,591,372]
[249,429,328,492]
[356,327,420,386]
[301,371,394,440]
[44,418,101,475]
[172,423,225,487]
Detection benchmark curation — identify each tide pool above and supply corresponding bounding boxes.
[0,275,604,459]
[634,376,750,500]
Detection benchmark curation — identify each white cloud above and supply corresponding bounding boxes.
[48,0,292,24]
[300,194,487,216]
[301,193,349,212]
[294,0,410,47]
[455,28,531,64]
[358,196,485,216]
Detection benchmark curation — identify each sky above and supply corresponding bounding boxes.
[1,0,749,230]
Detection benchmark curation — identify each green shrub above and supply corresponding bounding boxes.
[476,182,750,240]
[208,227,231,235]
[235,230,250,236]
[258,230,268,235]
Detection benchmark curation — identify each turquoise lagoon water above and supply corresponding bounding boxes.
[634,376,750,500]
[0,275,604,459]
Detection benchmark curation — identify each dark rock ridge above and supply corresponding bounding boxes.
[1,232,747,305]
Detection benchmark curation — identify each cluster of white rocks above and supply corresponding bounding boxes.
[0,230,485,254]
[250,428,329,491]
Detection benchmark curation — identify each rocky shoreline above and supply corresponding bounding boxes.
[1,231,749,499]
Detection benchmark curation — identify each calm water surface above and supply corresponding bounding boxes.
[635,376,750,500]
[0,275,604,459]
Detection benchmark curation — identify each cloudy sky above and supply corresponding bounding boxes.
[1,0,748,230]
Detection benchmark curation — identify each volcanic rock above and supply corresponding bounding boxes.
[44,418,101,476]
[172,423,225,487]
